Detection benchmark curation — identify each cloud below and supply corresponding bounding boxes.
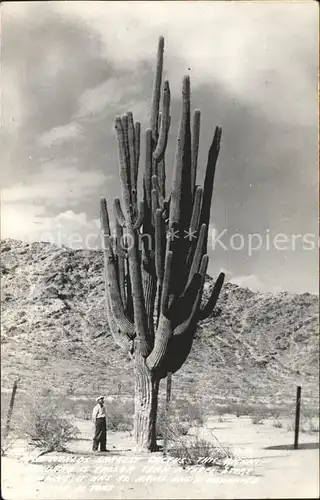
[38,121,83,147]
[78,76,139,115]
[54,1,317,125]
[1,163,110,244]
[1,202,101,250]
[229,274,281,293]
[1,163,110,207]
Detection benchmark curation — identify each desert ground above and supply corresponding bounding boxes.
[2,412,319,500]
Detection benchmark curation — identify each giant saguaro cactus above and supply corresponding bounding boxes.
[100,37,225,451]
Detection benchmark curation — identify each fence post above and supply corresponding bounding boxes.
[294,386,301,450]
[4,379,19,440]
[163,372,172,458]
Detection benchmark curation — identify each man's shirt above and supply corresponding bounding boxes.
[92,403,106,423]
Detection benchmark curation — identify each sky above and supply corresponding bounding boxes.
[1,1,318,294]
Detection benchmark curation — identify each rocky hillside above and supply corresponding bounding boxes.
[1,239,319,408]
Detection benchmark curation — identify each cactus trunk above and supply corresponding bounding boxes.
[133,354,160,451]
[101,36,225,451]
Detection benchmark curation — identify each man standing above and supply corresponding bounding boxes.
[92,396,107,452]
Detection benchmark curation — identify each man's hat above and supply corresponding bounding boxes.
[96,395,104,402]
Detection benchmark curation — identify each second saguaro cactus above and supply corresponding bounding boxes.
[100,36,224,451]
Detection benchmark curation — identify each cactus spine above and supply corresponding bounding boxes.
[100,37,225,451]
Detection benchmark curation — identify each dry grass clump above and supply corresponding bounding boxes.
[169,436,233,469]
[1,419,17,457]
[4,390,80,453]
[157,397,232,471]
[157,398,206,440]
[17,392,79,452]
[107,400,134,432]
[285,404,319,434]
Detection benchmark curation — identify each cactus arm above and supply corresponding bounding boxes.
[158,111,162,138]
[151,188,159,225]
[151,36,164,142]
[133,201,145,230]
[125,227,151,356]
[115,220,126,306]
[169,76,191,227]
[199,272,225,320]
[134,121,141,185]
[173,254,208,336]
[162,194,171,222]
[200,126,222,253]
[180,76,192,230]
[158,158,166,199]
[115,116,154,357]
[100,198,135,337]
[125,258,134,320]
[158,114,170,200]
[153,81,171,161]
[142,271,157,338]
[166,272,202,328]
[185,223,206,288]
[128,112,137,215]
[191,110,201,199]
[147,258,203,370]
[141,129,158,338]
[184,186,203,272]
[189,186,203,234]
[144,128,153,209]
[113,198,126,227]
[146,252,201,370]
[115,120,151,356]
[151,175,165,208]
[121,114,132,196]
[146,313,172,371]
[104,282,132,350]
[160,250,173,315]
[115,117,134,224]
[155,208,165,284]
[117,127,152,355]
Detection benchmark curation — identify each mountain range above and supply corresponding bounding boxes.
[1,238,318,410]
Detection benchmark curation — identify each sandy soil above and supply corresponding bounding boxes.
[2,415,319,499]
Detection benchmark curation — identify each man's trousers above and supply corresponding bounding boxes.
[93,417,107,451]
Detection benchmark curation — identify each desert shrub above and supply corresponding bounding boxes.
[16,393,79,452]
[299,406,319,433]
[251,416,263,425]
[107,399,133,431]
[66,398,94,420]
[286,413,319,433]
[215,402,286,420]
[65,381,78,396]
[159,403,233,471]
[217,414,225,423]
[169,435,233,470]
[73,404,92,421]
[156,398,206,442]
[1,384,25,456]
[272,419,283,428]
[285,404,319,434]
[1,416,17,457]
[301,417,319,433]
[1,433,16,456]
[174,399,206,426]
[251,410,266,425]
[214,402,254,417]
[157,409,190,440]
